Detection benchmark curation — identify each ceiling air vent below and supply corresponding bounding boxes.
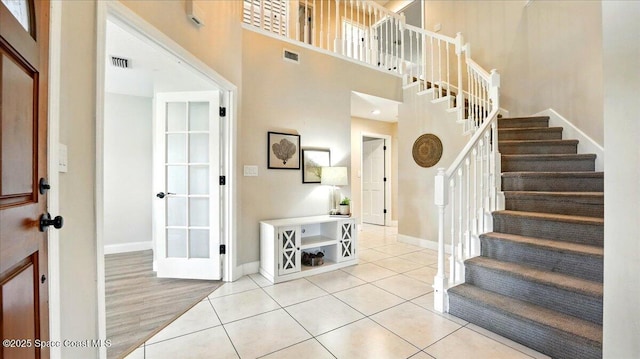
[283,49,300,64]
[110,56,131,69]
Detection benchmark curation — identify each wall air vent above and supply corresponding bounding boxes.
[283,49,300,64]
[110,56,131,69]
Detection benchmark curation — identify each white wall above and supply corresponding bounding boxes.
[424,0,604,146]
[602,2,640,357]
[103,93,153,251]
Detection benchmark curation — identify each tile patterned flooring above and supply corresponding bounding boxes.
[125,224,550,359]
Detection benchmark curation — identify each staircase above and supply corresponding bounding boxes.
[447,116,604,359]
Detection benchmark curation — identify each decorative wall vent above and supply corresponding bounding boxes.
[110,56,131,69]
[283,49,300,64]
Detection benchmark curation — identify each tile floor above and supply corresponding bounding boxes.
[125,224,550,359]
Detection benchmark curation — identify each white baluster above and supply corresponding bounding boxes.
[456,33,464,124]
[446,41,451,104]
[334,0,340,53]
[449,178,456,285]
[260,0,265,29]
[472,147,478,237]
[438,39,442,98]
[434,168,448,313]
[457,168,464,283]
[465,158,471,258]
[320,0,323,48]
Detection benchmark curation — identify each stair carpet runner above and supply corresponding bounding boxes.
[447,116,603,359]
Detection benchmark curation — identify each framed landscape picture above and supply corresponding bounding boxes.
[268,132,301,169]
[302,149,331,183]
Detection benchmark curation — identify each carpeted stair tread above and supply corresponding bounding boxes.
[448,284,602,345]
[503,191,604,217]
[498,127,563,141]
[465,256,603,298]
[481,232,603,257]
[502,154,596,172]
[502,171,604,192]
[494,210,603,226]
[498,116,549,128]
[498,139,578,155]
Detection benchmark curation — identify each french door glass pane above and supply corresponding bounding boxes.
[189,133,209,163]
[167,102,187,131]
[167,229,187,258]
[189,102,209,131]
[167,166,187,194]
[167,134,187,163]
[189,166,209,195]
[167,197,187,226]
[189,198,209,227]
[189,229,210,258]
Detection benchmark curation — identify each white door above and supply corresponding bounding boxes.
[154,91,221,280]
[362,138,385,225]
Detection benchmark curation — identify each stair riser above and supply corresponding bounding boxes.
[502,176,604,192]
[502,158,595,172]
[480,236,603,282]
[498,119,549,128]
[448,294,602,359]
[504,196,604,217]
[465,264,602,324]
[492,214,603,246]
[499,143,577,155]
[499,130,562,141]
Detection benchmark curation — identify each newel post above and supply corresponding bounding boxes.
[433,168,449,313]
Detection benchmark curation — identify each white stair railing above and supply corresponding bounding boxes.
[433,66,501,313]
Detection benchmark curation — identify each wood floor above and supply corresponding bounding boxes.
[105,250,222,359]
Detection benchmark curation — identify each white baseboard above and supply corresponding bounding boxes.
[534,108,605,171]
[232,261,260,281]
[104,241,152,255]
[397,234,452,253]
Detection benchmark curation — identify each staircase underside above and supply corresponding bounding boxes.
[447,115,603,359]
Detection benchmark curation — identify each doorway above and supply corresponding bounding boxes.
[96,2,236,358]
[361,134,392,226]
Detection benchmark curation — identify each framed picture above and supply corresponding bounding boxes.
[268,132,301,169]
[302,149,331,183]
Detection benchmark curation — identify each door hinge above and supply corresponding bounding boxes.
[383,145,387,151]
[219,107,226,117]
[383,177,387,182]
[383,209,387,214]
[220,244,226,254]
[219,175,226,185]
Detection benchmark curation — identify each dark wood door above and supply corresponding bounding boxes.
[0,0,50,358]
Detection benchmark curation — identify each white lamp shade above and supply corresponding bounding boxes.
[321,166,348,186]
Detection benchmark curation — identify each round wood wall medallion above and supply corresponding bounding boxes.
[412,134,443,168]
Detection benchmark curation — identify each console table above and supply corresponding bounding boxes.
[259,215,358,283]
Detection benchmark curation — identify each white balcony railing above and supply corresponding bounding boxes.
[243,0,502,313]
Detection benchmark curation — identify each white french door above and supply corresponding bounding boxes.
[153,91,221,280]
[362,138,385,225]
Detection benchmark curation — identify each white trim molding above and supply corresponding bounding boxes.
[534,109,605,171]
[397,234,452,253]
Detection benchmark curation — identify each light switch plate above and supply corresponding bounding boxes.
[244,165,258,176]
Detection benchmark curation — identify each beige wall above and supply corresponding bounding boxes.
[239,30,402,264]
[58,1,99,356]
[424,0,604,146]
[397,87,470,242]
[120,0,243,86]
[602,2,640,357]
[350,117,399,223]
